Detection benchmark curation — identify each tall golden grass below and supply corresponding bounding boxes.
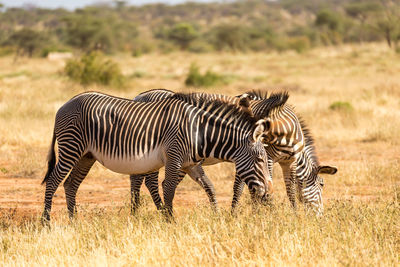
[0,43,399,265]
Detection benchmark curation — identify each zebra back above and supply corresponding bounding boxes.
[132,89,301,157]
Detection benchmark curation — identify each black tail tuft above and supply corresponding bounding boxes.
[41,131,56,185]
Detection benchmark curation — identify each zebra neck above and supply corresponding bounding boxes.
[196,114,250,161]
[296,147,317,181]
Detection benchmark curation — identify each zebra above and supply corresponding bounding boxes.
[41,91,280,222]
[130,89,305,212]
[235,119,337,215]
[130,89,337,214]
[244,91,337,214]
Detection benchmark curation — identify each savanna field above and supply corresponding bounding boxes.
[0,43,399,265]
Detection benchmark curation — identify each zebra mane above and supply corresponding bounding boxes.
[298,117,320,167]
[137,88,174,95]
[243,90,289,102]
[243,90,289,119]
[170,92,257,127]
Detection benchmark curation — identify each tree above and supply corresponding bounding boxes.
[168,23,198,50]
[345,2,381,42]
[373,0,400,48]
[315,10,341,31]
[315,9,343,45]
[63,14,114,53]
[210,24,249,51]
[6,28,46,58]
[345,2,381,24]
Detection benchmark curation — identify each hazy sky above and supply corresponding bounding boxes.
[1,0,219,10]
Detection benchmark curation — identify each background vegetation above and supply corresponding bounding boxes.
[0,0,400,58]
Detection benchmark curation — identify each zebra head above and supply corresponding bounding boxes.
[237,119,273,204]
[298,164,337,216]
[238,91,305,157]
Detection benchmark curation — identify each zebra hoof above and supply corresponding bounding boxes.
[161,208,175,223]
[40,214,51,228]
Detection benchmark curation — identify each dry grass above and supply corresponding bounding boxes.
[0,43,399,265]
[0,198,399,266]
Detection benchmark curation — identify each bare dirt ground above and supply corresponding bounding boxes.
[1,141,398,220]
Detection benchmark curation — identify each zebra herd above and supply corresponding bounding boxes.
[41,89,337,223]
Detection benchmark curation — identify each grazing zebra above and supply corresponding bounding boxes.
[41,91,276,222]
[130,89,306,212]
[245,91,337,214]
[235,120,337,215]
[131,89,337,214]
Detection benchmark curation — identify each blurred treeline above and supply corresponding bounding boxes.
[0,0,399,57]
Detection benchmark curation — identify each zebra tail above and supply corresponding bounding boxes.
[41,130,56,185]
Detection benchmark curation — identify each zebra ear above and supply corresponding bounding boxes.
[318,166,337,175]
[253,119,270,142]
[239,93,251,108]
[238,93,254,117]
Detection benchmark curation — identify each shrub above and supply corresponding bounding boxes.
[185,63,225,87]
[188,40,214,53]
[329,101,353,112]
[65,51,124,87]
[210,24,249,51]
[0,46,14,57]
[132,40,154,57]
[288,36,311,53]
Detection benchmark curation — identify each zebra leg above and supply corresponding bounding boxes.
[231,174,245,214]
[130,174,146,214]
[185,165,218,210]
[63,153,96,219]
[264,157,274,205]
[162,159,183,219]
[280,160,297,210]
[42,144,82,224]
[144,172,164,211]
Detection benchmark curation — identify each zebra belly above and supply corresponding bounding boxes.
[88,148,164,175]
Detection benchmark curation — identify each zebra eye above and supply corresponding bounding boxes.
[319,178,324,187]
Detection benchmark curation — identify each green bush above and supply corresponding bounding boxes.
[329,101,353,112]
[288,36,311,53]
[65,51,124,87]
[185,63,226,87]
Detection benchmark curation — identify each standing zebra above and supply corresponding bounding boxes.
[131,89,337,214]
[41,91,274,222]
